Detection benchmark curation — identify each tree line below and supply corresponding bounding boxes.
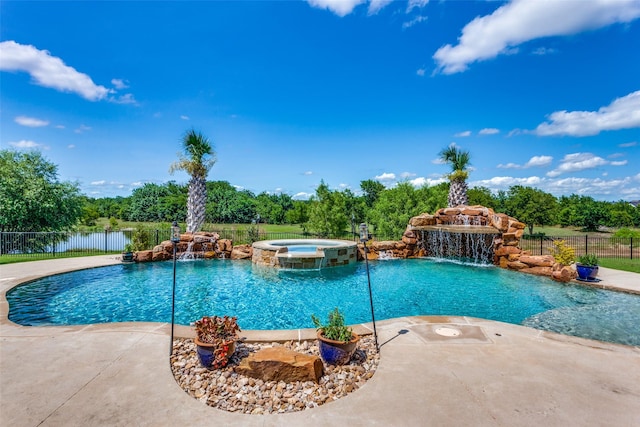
[2,148,639,240]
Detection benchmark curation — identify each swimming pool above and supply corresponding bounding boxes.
[7,259,640,346]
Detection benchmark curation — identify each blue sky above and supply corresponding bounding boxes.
[1,0,639,201]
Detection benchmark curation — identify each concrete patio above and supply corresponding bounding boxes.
[1,256,639,426]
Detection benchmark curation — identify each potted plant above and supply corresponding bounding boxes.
[311,307,360,365]
[194,315,241,369]
[122,243,134,262]
[576,254,599,281]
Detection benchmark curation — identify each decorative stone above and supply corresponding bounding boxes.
[519,255,554,267]
[507,261,528,270]
[235,347,324,383]
[520,266,553,277]
[409,214,436,226]
[552,266,574,282]
[461,208,482,216]
[373,241,395,251]
[231,244,253,260]
[402,236,417,245]
[135,250,153,262]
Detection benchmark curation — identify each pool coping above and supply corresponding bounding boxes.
[1,255,640,426]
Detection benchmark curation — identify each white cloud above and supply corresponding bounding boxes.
[407,0,429,13]
[497,162,521,169]
[546,152,609,177]
[15,115,49,127]
[433,0,640,74]
[454,130,471,137]
[293,192,312,200]
[180,115,190,120]
[306,0,365,17]
[535,90,640,136]
[375,172,396,181]
[111,93,136,105]
[400,172,416,179]
[619,141,638,147]
[403,15,428,29]
[304,171,313,176]
[9,139,46,149]
[410,176,445,187]
[111,78,129,89]
[67,144,75,149]
[479,128,500,135]
[611,160,628,166]
[524,155,553,168]
[55,125,65,129]
[338,183,350,189]
[74,124,92,134]
[368,0,392,15]
[474,175,543,188]
[91,180,107,185]
[0,40,110,101]
[531,47,557,56]
[416,68,426,77]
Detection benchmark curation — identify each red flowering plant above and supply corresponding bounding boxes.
[194,315,241,369]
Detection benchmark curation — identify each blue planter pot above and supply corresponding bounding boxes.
[576,263,598,281]
[317,331,360,365]
[194,338,235,369]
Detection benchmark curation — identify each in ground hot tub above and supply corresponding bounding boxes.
[251,239,358,269]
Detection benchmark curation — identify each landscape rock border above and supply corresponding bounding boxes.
[171,336,380,414]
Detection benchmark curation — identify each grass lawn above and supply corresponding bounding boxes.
[0,252,120,265]
[599,258,640,274]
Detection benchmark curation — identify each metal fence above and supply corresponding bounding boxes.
[520,235,636,260]
[1,230,636,260]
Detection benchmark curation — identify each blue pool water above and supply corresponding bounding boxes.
[286,245,318,253]
[7,259,640,346]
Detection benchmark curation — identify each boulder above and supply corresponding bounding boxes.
[409,214,436,227]
[231,244,253,260]
[235,347,324,383]
[373,241,396,251]
[135,250,153,262]
[552,266,574,282]
[507,261,528,270]
[519,255,554,267]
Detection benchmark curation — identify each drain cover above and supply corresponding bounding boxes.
[435,327,461,337]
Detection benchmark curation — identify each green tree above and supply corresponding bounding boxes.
[127,183,172,222]
[360,179,385,208]
[0,150,82,233]
[504,186,557,235]
[439,144,471,207]
[306,181,349,238]
[285,200,310,227]
[468,186,497,209]
[368,182,425,239]
[169,129,216,232]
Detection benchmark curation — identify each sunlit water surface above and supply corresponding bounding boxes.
[7,259,640,346]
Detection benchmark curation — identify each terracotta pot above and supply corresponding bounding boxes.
[317,331,360,365]
[194,338,236,369]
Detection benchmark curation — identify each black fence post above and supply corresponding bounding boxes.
[105,230,108,253]
[631,237,634,260]
[584,235,588,256]
[539,235,543,256]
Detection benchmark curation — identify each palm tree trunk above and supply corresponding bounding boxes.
[187,176,206,232]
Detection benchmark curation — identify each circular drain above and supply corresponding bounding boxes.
[435,327,461,337]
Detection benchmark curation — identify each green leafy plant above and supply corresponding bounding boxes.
[194,315,241,369]
[578,254,599,267]
[548,239,575,266]
[123,243,134,253]
[311,307,353,343]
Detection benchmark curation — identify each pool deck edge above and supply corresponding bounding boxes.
[1,256,639,426]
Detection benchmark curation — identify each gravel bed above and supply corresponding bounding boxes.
[170,336,380,414]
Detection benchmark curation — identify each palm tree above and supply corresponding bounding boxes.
[169,129,216,233]
[439,145,471,207]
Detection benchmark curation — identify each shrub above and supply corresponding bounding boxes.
[578,254,599,266]
[613,228,640,239]
[548,239,575,266]
[311,307,353,343]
